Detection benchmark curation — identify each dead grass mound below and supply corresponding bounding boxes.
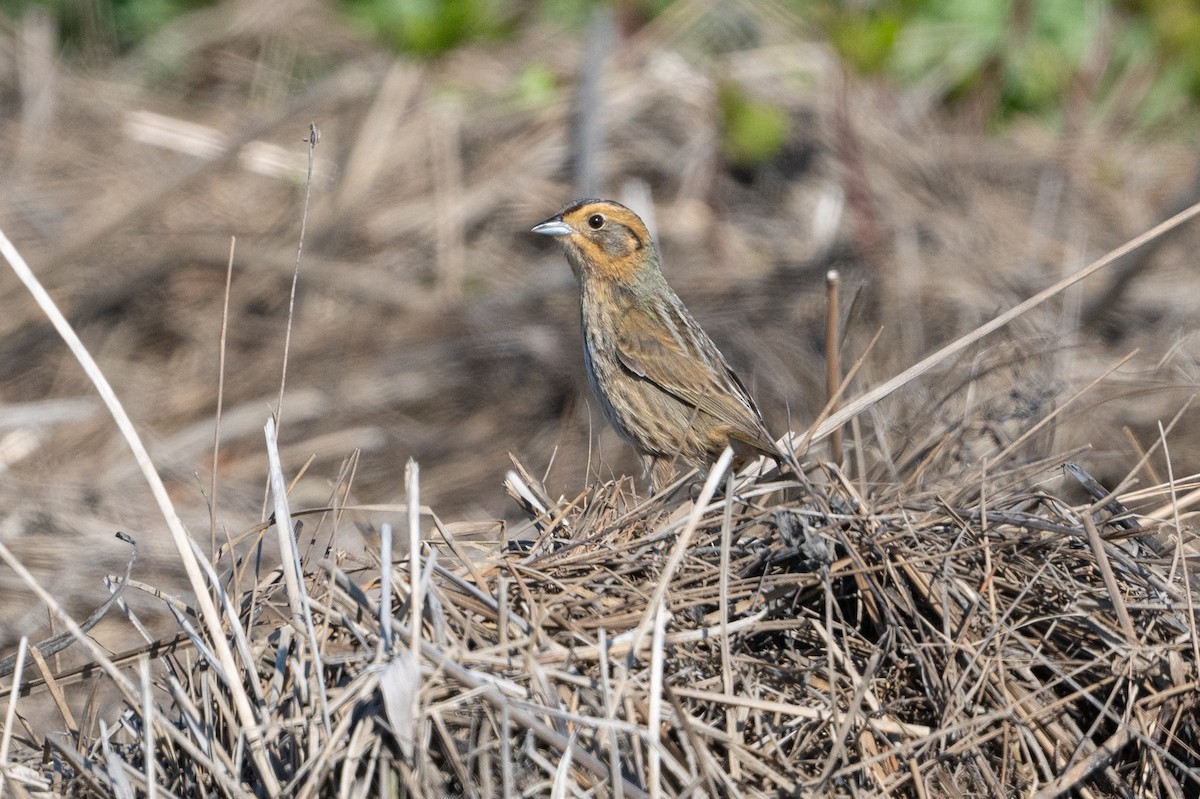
[2,435,1197,797]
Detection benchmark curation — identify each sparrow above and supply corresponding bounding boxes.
[533,198,794,490]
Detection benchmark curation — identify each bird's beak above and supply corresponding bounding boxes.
[531,217,573,237]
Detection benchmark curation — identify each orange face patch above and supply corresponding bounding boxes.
[559,201,653,283]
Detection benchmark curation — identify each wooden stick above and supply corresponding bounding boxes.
[825,270,843,463]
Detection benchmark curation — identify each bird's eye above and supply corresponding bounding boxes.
[587,214,605,230]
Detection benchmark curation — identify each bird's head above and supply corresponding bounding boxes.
[532,199,657,284]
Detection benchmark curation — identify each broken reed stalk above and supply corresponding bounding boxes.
[406,458,423,758]
[825,269,842,463]
[264,416,332,736]
[210,235,236,557]
[0,637,27,795]
[265,417,304,615]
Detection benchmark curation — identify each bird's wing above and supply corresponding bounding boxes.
[615,304,776,452]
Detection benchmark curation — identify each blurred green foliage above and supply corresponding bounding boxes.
[338,0,513,56]
[3,0,1199,131]
[0,0,216,53]
[817,0,1200,128]
[335,0,675,58]
[512,61,557,106]
[822,4,904,75]
[719,81,792,167]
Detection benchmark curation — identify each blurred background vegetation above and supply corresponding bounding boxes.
[4,0,1199,136]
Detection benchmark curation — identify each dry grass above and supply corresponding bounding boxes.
[2,0,1200,795]
[1,416,1197,796]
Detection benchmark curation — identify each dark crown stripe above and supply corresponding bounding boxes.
[561,198,607,216]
